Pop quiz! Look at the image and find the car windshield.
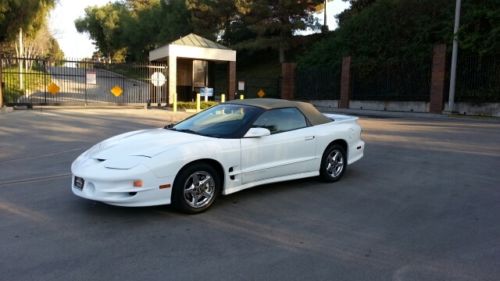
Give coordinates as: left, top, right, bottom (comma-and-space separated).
171, 104, 263, 138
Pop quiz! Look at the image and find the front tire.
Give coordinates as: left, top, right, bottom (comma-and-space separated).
172, 163, 220, 214
320, 144, 347, 182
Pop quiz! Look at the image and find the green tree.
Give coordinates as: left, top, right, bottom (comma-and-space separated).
0, 0, 57, 107
237, 0, 323, 63
121, 0, 192, 61
299, 0, 456, 69
300, 0, 500, 69
186, 0, 246, 44
185, 0, 323, 62
459, 0, 500, 55
76, 0, 192, 62
0, 0, 55, 43
75, 2, 129, 62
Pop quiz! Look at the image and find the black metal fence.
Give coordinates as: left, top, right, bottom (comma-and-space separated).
1, 57, 167, 105
455, 52, 500, 102
295, 67, 340, 100
351, 59, 432, 101
238, 76, 281, 99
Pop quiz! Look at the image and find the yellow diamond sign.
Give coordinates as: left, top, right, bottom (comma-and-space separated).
110, 85, 123, 97
257, 88, 266, 98
47, 82, 60, 95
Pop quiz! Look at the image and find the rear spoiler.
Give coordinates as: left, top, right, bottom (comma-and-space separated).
323, 113, 359, 122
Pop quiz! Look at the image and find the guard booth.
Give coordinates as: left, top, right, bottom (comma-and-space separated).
149, 33, 237, 104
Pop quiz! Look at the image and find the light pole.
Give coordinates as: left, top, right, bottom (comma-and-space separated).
448, 0, 462, 113
322, 0, 329, 33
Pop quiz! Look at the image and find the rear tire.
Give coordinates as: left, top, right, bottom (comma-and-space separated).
172, 163, 220, 214
320, 144, 347, 182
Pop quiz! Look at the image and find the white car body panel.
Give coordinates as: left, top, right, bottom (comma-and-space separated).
240, 126, 316, 184
71, 112, 364, 207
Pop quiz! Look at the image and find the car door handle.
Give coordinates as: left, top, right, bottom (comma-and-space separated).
304, 136, 315, 141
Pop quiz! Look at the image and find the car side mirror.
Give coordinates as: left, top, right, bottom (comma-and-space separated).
244, 127, 271, 138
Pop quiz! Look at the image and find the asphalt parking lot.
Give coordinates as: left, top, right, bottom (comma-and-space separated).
1, 108, 499, 281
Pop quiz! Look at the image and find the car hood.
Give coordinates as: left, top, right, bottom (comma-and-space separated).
89, 128, 209, 160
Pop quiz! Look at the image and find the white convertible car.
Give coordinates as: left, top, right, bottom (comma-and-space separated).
71, 99, 364, 213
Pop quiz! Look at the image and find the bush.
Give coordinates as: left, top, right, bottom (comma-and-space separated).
175, 101, 219, 110
2, 87, 23, 104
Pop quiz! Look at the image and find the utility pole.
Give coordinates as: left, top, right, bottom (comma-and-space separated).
448, 0, 461, 113
322, 0, 328, 33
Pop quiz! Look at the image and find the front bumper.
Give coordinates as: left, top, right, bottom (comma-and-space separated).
71, 161, 174, 207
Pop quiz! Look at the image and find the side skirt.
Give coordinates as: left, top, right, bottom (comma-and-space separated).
223, 171, 319, 195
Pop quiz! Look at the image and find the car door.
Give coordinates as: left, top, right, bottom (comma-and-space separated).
240, 107, 317, 184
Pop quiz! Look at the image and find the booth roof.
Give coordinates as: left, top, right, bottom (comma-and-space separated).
171, 33, 230, 50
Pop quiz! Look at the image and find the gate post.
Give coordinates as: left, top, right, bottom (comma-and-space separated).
83, 59, 87, 106
429, 44, 447, 113
339, 56, 352, 108
43, 60, 47, 104
281, 63, 296, 100
228, 61, 236, 100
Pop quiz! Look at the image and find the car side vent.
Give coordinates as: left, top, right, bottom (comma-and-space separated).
229, 167, 235, 180
97, 159, 106, 162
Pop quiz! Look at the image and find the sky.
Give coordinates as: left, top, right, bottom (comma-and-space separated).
48, 0, 113, 59
48, 0, 350, 59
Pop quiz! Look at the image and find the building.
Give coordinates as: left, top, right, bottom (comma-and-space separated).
149, 33, 237, 104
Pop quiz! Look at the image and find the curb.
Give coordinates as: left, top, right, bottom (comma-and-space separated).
32, 105, 148, 110
0, 106, 14, 114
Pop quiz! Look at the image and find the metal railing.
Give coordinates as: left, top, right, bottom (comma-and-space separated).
455, 52, 500, 102
351, 59, 432, 101
295, 67, 340, 100
1, 56, 167, 105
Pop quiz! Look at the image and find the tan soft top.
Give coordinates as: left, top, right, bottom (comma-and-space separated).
226, 98, 332, 126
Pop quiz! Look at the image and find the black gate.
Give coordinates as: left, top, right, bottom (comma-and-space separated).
1, 57, 168, 106
237, 76, 281, 99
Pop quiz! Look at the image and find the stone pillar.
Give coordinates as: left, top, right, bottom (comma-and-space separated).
281, 63, 296, 100
228, 61, 236, 100
168, 55, 177, 105
339, 56, 352, 108
429, 44, 447, 113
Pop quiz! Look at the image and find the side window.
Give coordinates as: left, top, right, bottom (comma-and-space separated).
252, 108, 307, 134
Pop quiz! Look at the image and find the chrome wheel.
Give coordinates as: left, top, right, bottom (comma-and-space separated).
183, 171, 216, 209
326, 149, 344, 178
